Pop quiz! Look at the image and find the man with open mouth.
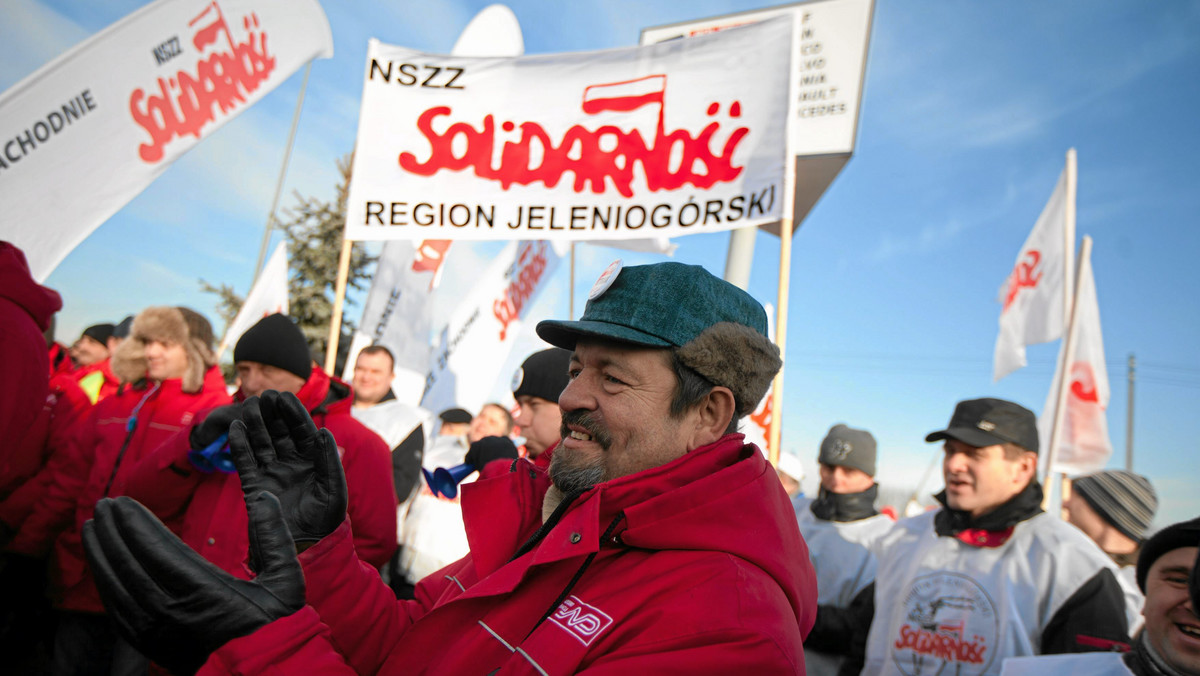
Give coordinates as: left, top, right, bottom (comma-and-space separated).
852, 397, 1136, 676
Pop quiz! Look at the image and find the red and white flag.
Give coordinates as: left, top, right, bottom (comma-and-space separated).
993, 159, 1074, 381
0, 0, 333, 281
218, 240, 289, 357
419, 240, 562, 415
1040, 247, 1112, 475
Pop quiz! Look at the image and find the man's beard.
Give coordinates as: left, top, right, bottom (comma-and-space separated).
549, 409, 612, 494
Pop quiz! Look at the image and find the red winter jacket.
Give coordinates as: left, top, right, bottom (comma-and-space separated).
206, 434, 817, 675
0, 372, 92, 546
48, 342, 74, 377
0, 242, 61, 494
42, 368, 231, 613
123, 366, 398, 574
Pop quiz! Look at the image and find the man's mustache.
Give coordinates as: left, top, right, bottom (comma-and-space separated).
560, 409, 614, 450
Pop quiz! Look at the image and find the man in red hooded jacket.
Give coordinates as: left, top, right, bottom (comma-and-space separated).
82, 261, 818, 675
0, 242, 61, 496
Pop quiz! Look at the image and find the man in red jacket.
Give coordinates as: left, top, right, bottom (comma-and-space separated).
123, 313, 397, 578
71, 322, 122, 404
83, 262, 818, 675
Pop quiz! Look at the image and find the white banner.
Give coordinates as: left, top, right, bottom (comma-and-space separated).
994, 163, 1072, 381
218, 240, 288, 356
420, 240, 560, 414
1041, 250, 1113, 475
342, 239, 447, 405
640, 0, 874, 158
344, 17, 793, 242
0, 0, 333, 281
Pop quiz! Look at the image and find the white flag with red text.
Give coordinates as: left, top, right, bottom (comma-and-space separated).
0, 0, 333, 281
420, 240, 562, 415
342, 239, 448, 405
344, 17, 793, 243
994, 166, 1071, 381
219, 240, 288, 356
1040, 250, 1112, 475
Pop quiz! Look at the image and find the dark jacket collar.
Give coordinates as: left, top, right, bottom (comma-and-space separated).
810, 485, 879, 522
1126, 632, 1188, 676
933, 481, 1044, 538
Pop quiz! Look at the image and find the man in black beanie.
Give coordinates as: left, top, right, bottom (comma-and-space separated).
72, 322, 119, 403
511, 347, 571, 467
123, 313, 399, 577
232, 313, 315, 396
796, 424, 893, 674
1001, 516, 1200, 676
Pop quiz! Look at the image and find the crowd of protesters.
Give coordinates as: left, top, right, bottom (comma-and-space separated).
2, 241, 1197, 675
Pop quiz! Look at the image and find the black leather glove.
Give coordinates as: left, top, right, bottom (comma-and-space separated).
464, 435, 519, 472
82, 493, 304, 676
189, 403, 242, 450
229, 391, 347, 545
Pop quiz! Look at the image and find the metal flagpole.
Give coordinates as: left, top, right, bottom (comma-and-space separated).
253, 61, 313, 287
1126, 353, 1135, 471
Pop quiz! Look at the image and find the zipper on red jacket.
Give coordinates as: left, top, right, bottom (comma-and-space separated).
102, 383, 160, 497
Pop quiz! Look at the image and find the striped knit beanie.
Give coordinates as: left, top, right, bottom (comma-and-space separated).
1074, 470, 1158, 542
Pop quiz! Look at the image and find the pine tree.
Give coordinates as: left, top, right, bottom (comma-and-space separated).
202, 154, 374, 372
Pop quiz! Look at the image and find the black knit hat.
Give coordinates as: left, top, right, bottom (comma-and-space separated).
82, 323, 115, 345
1136, 516, 1200, 592
233, 313, 313, 380
511, 348, 571, 403
818, 424, 877, 477
1073, 470, 1157, 542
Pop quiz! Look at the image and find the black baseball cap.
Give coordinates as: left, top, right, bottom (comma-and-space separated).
925, 397, 1039, 453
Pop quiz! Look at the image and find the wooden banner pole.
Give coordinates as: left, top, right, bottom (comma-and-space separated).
324, 238, 354, 376
768, 216, 794, 467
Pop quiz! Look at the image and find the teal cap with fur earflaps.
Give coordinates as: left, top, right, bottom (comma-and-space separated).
538, 262, 769, 349
536, 262, 780, 417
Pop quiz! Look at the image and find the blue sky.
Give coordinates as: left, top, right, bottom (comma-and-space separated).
3, 0, 1198, 527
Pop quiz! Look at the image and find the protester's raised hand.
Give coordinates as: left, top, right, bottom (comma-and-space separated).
82, 493, 304, 675
189, 402, 242, 450
230, 390, 347, 545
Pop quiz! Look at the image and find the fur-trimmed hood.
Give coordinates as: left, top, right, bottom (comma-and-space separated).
112, 306, 217, 393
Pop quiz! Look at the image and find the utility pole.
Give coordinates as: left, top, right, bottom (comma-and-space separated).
1126, 353, 1135, 471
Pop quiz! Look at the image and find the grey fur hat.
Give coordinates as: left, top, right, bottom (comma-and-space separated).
112, 306, 217, 393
